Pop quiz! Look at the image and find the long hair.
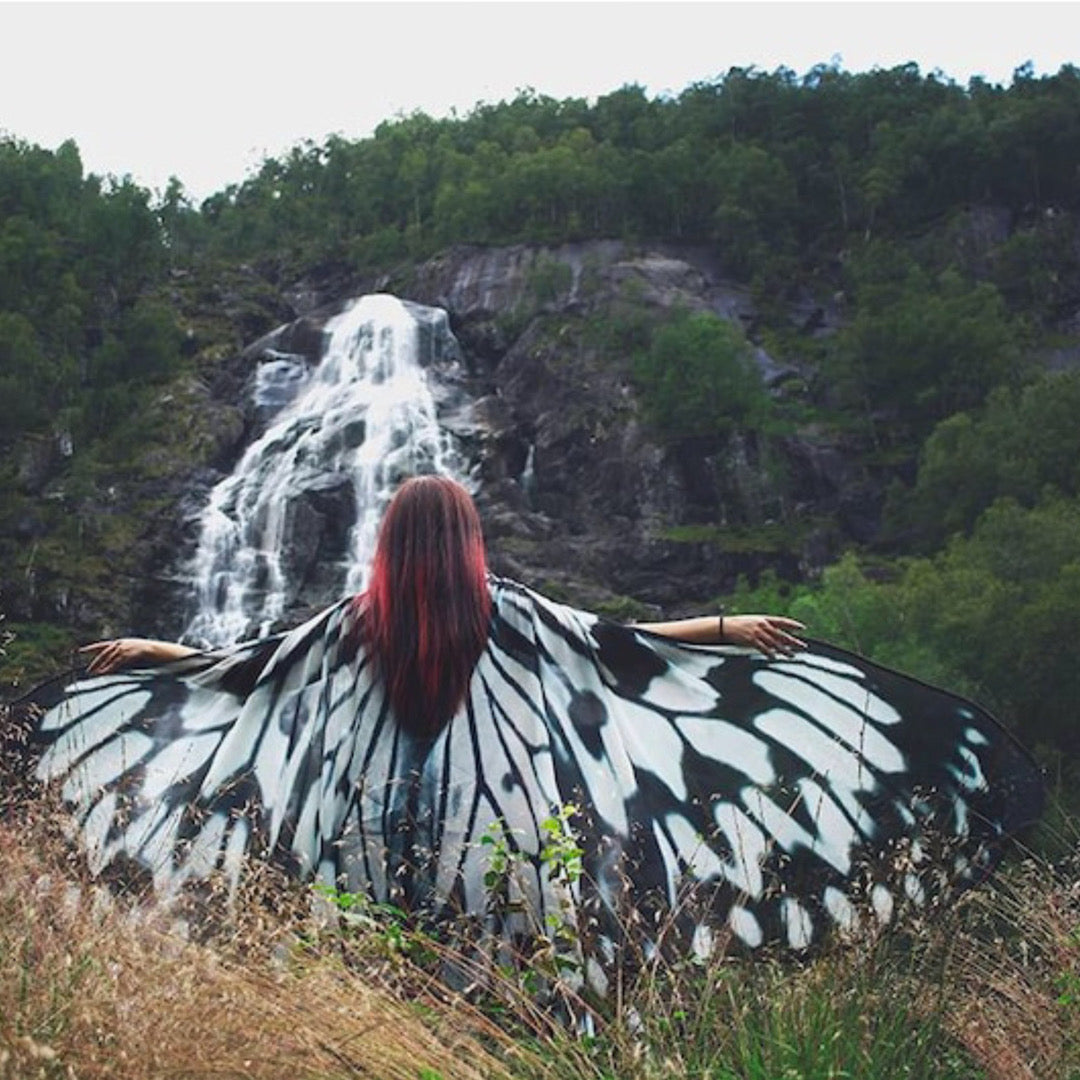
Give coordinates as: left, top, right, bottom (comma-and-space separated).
351, 476, 491, 737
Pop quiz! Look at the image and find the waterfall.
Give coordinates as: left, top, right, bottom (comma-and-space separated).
520, 442, 537, 509
182, 294, 464, 648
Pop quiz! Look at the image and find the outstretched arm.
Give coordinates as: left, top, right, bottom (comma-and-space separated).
635, 614, 806, 658
80, 638, 200, 675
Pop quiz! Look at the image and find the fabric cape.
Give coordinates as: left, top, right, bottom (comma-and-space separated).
18, 576, 1044, 961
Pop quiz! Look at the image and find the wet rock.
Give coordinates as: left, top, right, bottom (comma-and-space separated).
280, 475, 357, 592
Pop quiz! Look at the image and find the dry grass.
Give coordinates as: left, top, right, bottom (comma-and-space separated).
478, 842, 1080, 1080
943, 856, 1080, 1080
0, 805, 529, 1080
542, 857, 1080, 1080
3, 766, 1080, 1080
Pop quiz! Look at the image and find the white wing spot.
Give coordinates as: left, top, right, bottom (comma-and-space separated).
40, 684, 153, 732
713, 801, 767, 899
760, 665, 900, 726
949, 745, 988, 792
753, 673, 905, 772
675, 718, 775, 786
665, 814, 726, 882
691, 924, 715, 961
82, 791, 119, 875
871, 884, 894, 925
954, 797, 970, 838
729, 904, 763, 948
823, 885, 858, 933
904, 873, 926, 906
782, 897, 813, 949
775, 654, 864, 678
795, 778, 855, 875
57, 731, 155, 811
139, 733, 221, 801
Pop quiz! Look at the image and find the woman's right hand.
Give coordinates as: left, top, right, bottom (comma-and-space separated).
80, 638, 196, 675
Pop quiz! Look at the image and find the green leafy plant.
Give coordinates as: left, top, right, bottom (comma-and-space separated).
633, 310, 772, 443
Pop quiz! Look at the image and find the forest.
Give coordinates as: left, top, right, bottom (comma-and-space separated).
1, 60, 1079, 801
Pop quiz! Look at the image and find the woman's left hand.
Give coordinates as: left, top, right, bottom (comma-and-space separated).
722, 615, 806, 657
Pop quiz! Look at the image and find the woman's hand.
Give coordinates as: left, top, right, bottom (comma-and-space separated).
633, 613, 806, 656
80, 638, 197, 675
721, 615, 806, 658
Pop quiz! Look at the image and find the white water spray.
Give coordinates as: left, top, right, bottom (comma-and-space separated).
183, 294, 462, 647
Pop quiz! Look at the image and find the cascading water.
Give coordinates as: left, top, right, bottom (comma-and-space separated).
182, 294, 465, 648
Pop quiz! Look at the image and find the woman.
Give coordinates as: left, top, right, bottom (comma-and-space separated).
23, 476, 1043, 959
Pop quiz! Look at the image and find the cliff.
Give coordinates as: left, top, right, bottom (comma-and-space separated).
0, 241, 883, 679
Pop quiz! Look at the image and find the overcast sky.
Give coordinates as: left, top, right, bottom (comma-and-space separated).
2, 1, 1077, 203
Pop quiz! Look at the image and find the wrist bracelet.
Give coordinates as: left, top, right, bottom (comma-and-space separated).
718, 615, 724, 642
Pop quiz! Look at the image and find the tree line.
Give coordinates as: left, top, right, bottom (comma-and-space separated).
4, 62, 1079, 447
0, 137, 181, 444
187, 63, 1080, 302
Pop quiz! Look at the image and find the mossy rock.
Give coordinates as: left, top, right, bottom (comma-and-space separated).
592, 594, 655, 623
659, 522, 805, 555
0, 620, 76, 691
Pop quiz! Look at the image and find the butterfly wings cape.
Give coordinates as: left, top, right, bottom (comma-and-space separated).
21, 577, 1044, 954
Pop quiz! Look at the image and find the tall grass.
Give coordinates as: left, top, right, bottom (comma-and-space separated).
2, 785, 1078, 1079
0, 804, 526, 1080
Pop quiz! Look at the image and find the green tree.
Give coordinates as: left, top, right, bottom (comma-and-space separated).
887, 369, 1080, 547
87, 300, 181, 386
827, 255, 1022, 444
633, 311, 771, 442
733, 494, 1080, 759
157, 176, 205, 264
0, 311, 55, 433
81, 177, 163, 306
708, 142, 798, 278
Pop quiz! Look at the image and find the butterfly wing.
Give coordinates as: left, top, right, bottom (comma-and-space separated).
484, 579, 1044, 952
19, 578, 1044, 958
24, 600, 375, 895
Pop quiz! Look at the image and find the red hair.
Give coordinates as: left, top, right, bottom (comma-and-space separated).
352, 476, 491, 737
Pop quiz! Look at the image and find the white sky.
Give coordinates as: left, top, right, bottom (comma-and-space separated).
2, 1, 1077, 203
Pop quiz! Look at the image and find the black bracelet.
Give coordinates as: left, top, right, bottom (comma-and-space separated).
718, 615, 724, 642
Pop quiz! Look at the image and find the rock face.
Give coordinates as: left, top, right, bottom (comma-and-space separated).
162, 240, 871, 628
399, 242, 862, 616
278, 475, 357, 596
5, 240, 878, 655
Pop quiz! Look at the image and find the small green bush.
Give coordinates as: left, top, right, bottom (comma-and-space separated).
633, 310, 772, 443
